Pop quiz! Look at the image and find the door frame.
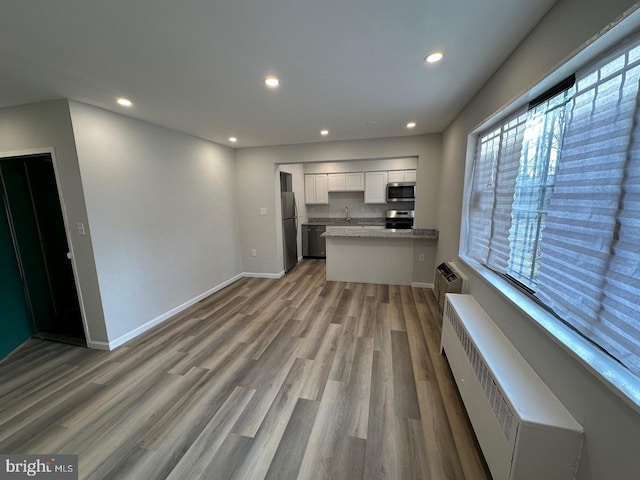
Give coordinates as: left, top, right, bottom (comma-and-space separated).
0, 147, 89, 343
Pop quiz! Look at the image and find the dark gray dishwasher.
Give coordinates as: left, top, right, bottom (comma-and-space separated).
302, 224, 326, 258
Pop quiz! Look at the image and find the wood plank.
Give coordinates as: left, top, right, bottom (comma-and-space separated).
296, 304, 336, 360
391, 330, 421, 420
388, 285, 406, 332
165, 386, 255, 480
331, 289, 353, 325
301, 322, 342, 401
265, 398, 320, 480
297, 380, 343, 479
327, 316, 358, 384
373, 303, 390, 353
0, 382, 105, 452
364, 351, 397, 480
344, 336, 374, 439
231, 357, 313, 480
201, 433, 253, 480
395, 418, 431, 480
71, 370, 211, 478
328, 435, 366, 480
356, 295, 376, 339
416, 379, 466, 479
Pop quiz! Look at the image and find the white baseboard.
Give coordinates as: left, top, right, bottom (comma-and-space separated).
412, 282, 434, 289
242, 271, 284, 279
106, 272, 244, 350
86, 339, 110, 350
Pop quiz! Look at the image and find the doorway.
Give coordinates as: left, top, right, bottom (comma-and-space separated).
0, 153, 85, 355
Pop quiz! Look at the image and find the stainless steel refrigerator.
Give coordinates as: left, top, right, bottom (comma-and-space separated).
281, 191, 298, 273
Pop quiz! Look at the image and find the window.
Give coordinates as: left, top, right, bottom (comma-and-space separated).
466, 37, 640, 376
508, 89, 572, 287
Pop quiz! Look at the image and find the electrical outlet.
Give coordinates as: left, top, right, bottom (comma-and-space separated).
251, 249, 257, 257
260, 208, 267, 215
419, 253, 425, 261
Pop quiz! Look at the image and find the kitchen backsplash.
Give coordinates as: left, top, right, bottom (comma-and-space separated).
305, 191, 414, 218
308, 217, 385, 226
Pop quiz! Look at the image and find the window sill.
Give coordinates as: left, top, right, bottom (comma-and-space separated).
458, 255, 640, 414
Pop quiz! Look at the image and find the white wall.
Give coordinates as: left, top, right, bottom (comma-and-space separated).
68, 101, 242, 346
235, 134, 441, 277
0, 100, 108, 346
438, 1, 640, 478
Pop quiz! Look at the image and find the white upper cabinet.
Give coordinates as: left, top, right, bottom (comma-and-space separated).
364, 171, 388, 204
345, 172, 365, 191
387, 170, 405, 183
307, 168, 412, 203
327, 173, 346, 192
328, 172, 365, 192
388, 169, 417, 183
304, 175, 315, 203
404, 169, 417, 182
305, 174, 329, 204
316, 175, 328, 203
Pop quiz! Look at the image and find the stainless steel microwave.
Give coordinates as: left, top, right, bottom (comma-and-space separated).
386, 182, 415, 202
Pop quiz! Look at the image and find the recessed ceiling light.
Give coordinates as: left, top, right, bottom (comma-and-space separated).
116, 97, 132, 107
229, 137, 237, 143
320, 129, 329, 136
425, 52, 444, 64
406, 122, 416, 129
264, 76, 280, 88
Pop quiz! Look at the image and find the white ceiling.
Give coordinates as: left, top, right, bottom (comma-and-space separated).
0, 0, 558, 148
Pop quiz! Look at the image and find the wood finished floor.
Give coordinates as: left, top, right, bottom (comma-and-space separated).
0, 260, 490, 480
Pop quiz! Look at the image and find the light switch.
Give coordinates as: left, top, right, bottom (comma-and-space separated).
76, 222, 86, 236
260, 208, 268, 215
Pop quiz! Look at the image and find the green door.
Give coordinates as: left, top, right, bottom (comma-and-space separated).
0, 176, 33, 358
1, 159, 57, 334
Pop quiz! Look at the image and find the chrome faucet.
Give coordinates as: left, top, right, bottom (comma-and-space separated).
345, 206, 351, 222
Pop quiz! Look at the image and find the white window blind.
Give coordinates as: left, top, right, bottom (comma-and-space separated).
536, 46, 640, 374
468, 113, 527, 272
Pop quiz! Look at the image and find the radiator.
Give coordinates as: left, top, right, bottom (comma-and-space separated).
433, 262, 464, 314
440, 294, 583, 480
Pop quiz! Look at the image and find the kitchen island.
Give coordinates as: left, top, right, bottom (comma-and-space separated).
322, 226, 438, 286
